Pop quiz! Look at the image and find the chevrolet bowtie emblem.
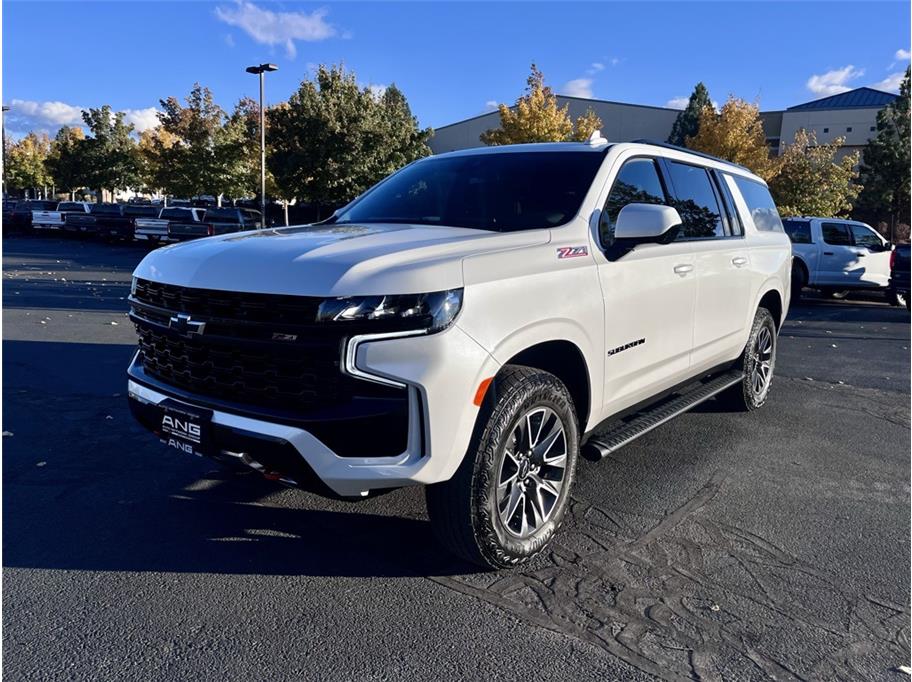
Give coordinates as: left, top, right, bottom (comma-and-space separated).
169, 313, 206, 336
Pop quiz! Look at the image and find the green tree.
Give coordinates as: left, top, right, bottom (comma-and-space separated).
481, 64, 603, 145
768, 130, 860, 217
80, 105, 141, 196
855, 67, 911, 241
4, 132, 52, 196
268, 64, 431, 212
687, 97, 779, 180
46, 126, 87, 198
667, 82, 712, 146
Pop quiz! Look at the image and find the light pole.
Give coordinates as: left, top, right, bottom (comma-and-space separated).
2, 105, 9, 199
246, 63, 278, 226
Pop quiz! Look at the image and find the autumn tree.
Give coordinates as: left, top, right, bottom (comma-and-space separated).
80, 105, 141, 197
4, 132, 52, 196
686, 96, 778, 180
481, 64, 603, 145
855, 67, 911, 241
668, 82, 712, 146
46, 126, 87, 198
268, 65, 432, 212
768, 130, 860, 217
136, 126, 178, 194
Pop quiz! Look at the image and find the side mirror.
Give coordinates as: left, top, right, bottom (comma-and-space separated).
613, 203, 682, 241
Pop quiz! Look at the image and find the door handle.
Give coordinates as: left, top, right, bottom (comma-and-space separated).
823, 251, 834, 256
673, 264, 694, 276
731, 256, 748, 267
855, 251, 866, 257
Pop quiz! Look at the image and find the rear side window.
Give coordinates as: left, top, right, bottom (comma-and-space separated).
160, 208, 195, 220
666, 161, 724, 239
124, 205, 158, 217
601, 158, 667, 246
822, 222, 852, 245
57, 202, 84, 212
783, 219, 812, 244
91, 204, 123, 216
731, 176, 783, 232
205, 208, 240, 222
850, 224, 882, 249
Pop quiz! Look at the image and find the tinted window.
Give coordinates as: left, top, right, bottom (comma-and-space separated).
160, 208, 197, 221
822, 222, 852, 245
783, 219, 812, 244
205, 208, 241, 222
731, 175, 783, 232
601, 158, 666, 246
850, 224, 882, 249
667, 162, 724, 239
124, 205, 158, 217
335, 151, 605, 232
57, 202, 84, 212
91, 204, 123, 215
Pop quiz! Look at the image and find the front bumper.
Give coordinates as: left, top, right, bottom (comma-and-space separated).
128, 324, 499, 497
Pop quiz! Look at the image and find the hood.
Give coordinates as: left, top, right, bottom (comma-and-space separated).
133, 223, 548, 296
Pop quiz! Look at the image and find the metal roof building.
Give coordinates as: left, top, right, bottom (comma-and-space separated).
429, 87, 898, 161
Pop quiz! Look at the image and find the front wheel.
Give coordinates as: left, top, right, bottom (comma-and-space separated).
886, 289, 908, 308
717, 307, 777, 412
426, 365, 579, 569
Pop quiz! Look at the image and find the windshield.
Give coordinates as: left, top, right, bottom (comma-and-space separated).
334, 151, 605, 231
204, 208, 240, 222
58, 202, 84, 211
124, 205, 158, 217
91, 204, 122, 215
160, 208, 196, 221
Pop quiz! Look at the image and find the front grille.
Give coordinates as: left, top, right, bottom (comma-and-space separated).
131, 279, 402, 413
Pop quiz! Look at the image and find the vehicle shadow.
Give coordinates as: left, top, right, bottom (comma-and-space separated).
2, 338, 481, 578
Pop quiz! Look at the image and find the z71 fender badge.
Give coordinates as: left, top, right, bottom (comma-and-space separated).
557, 245, 588, 259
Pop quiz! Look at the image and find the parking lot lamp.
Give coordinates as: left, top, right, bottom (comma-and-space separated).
246, 63, 278, 226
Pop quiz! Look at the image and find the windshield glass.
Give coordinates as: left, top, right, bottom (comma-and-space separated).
161, 208, 196, 220
91, 204, 122, 215
124, 205, 158, 217
58, 202, 84, 212
335, 151, 605, 231
204, 208, 240, 222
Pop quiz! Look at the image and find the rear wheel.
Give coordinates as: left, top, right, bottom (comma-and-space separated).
717, 307, 777, 412
426, 365, 579, 569
790, 260, 807, 301
886, 289, 908, 308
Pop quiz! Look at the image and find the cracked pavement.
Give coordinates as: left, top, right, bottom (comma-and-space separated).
3, 236, 910, 681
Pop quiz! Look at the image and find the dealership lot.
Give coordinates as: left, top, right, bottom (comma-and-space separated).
3, 236, 910, 681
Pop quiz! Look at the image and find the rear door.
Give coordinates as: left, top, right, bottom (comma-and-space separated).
664, 161, 754, 369
594, 155, 697, 411
849, 223, 891, 287
818, 222, 857, 285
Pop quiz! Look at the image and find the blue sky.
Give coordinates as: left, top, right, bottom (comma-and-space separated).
3, 1, 910, 138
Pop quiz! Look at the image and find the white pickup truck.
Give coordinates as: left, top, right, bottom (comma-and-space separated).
784, 217, 902, 305
134, 207, 205, 243
32, 201, 90, 230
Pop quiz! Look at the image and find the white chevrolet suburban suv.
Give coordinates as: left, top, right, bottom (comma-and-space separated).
127, 138, 791, 568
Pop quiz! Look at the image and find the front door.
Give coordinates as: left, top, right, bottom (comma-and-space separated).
818, 222, 858, 285
593, 156, 697, 415
849, 223, 891, 288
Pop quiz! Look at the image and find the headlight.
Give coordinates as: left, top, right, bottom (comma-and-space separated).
130, 276, 138, 296
316, 289, 463, 333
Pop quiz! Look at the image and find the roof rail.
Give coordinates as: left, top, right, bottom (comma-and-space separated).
630, 139, 751, 172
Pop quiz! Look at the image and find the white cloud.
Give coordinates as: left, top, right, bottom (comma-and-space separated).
610, 57, 622, 67
895, 48, 911, 60
562, 78, 593, 98
214, 1, 337, 59
589, 62, 604, 73
484, 100, 499, 111
367, 84, 387, 100
806, 65, 864, 96
123, 107, 161, 132
665, 96, 689, 110
224, 33, 235, 48
8, 99, 85, 127
871, 71, 905, 93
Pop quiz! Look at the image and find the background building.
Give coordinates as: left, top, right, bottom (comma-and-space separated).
429, 87, 897, 161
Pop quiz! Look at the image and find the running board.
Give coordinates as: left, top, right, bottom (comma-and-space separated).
585, 370, 743, 459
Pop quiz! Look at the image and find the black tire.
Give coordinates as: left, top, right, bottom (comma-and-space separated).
791, 260, 807, 301
425, 365, 579, 569
717, 307, 777, 412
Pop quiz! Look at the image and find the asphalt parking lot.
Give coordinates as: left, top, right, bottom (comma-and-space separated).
3, 235, 910, 681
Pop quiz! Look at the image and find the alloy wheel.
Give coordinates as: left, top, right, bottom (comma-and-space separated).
751, 325, 775, 398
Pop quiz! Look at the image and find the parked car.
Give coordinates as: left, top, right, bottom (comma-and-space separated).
10, 200, 57, 231
166, 208, 210, 241
63, 206, 98, 234
888, 244, 910, 310
784, 217, 900, 304
126, 138, 791, 568
202, 207, 263, 236
2, 200, 19, 231
135, 207, 205, 243
32, 201, 91, 230
123, 204, 160, 237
